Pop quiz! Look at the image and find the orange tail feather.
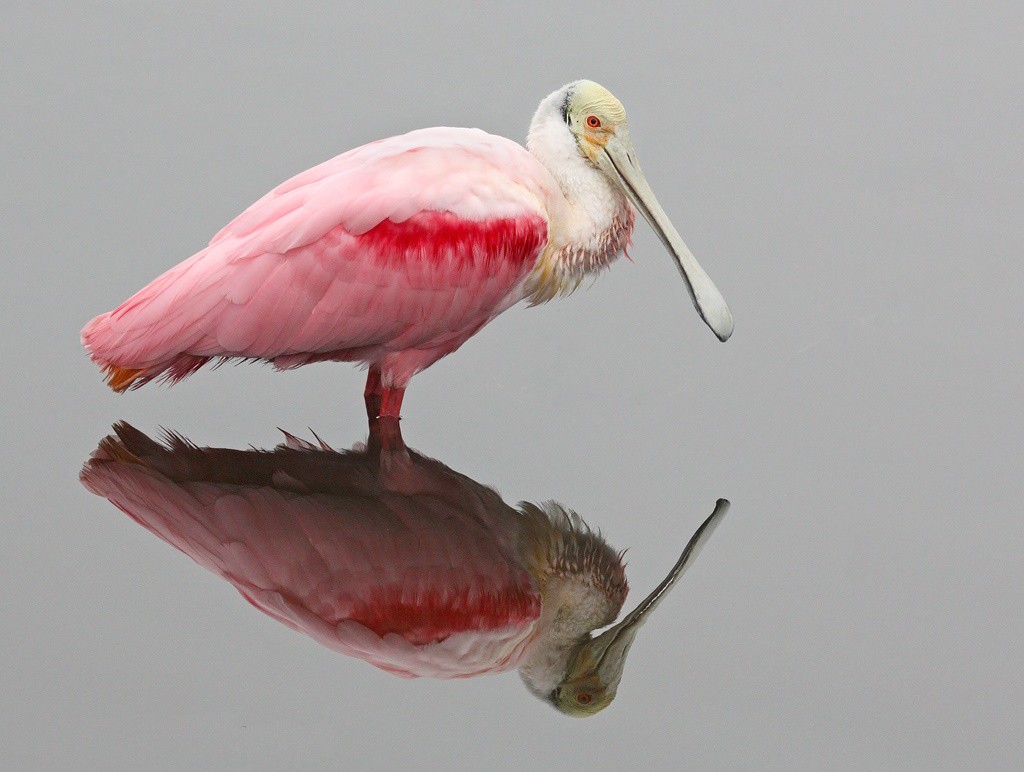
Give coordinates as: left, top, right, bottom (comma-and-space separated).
103, 364, 145, 392
95, 435, 143, 466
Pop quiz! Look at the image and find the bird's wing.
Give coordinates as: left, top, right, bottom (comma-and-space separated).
82, 128, 560, 379
81, 442, 542, 678
209, 127, 554, 254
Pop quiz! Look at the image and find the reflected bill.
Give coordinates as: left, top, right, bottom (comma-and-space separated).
81, 418, 728, 716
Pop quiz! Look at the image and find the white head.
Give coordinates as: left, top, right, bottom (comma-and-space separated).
520, 499, 731, 717
529, 80, 734, 342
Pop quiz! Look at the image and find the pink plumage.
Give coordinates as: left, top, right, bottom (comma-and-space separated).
80, 422, 548, 678
79, 419, 727, 712
82, 80, 737, 415
81, 128, 557, 415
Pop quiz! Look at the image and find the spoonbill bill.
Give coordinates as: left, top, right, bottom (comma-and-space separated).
81, 80, 734, 417
81, 419, 729, 716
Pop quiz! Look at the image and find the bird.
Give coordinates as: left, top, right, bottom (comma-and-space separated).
81, 80, 734, 418
80, 418, 730, 716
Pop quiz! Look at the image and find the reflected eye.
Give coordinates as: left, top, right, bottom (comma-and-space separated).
576, 692, 592, 705
586, 116, 601, 128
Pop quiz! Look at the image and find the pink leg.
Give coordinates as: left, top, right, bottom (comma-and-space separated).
366, 369, 404, 452
364, 366, 383, 420
379, 387, 405, 419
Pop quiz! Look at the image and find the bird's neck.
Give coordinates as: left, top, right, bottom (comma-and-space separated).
515, 503, 628, 697
517, 576, 619, 699
524, 115, 635, 304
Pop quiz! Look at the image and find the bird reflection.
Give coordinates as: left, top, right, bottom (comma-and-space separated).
81, 418, 728, 716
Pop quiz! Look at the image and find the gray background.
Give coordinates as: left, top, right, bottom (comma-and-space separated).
3, 2, 1022, 769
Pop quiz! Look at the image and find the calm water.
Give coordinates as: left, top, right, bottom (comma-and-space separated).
5, 3, 1022, 769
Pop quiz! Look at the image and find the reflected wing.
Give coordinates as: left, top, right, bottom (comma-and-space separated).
81, 435, 542, 678
80, 128, 556, 388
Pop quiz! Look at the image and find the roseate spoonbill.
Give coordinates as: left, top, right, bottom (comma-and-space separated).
81, 80, 734, 417
81, 419, 730, 716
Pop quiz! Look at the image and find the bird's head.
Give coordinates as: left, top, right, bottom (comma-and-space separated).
557, 80, 630, 167
546, 499, 730, 717
530, 80, 734, 342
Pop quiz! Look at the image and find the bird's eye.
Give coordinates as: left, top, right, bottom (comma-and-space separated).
586, 116, 601, 128
576, 692, 592, 705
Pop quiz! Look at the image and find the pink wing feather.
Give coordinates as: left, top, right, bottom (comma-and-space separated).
81, 128, 556, 390
80, 425, 542, 678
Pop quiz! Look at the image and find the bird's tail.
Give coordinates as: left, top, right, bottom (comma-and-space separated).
81, 312, 142, 391
81, 310, 210, 392
79, 244, 222, 392
102, 365, 145, 392
93, 421, 164, 467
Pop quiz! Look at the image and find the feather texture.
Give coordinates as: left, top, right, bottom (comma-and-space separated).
81, 128, 557, 391
81, 423, 544, 678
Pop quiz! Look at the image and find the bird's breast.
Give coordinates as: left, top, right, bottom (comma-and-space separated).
523, 204, 635, 304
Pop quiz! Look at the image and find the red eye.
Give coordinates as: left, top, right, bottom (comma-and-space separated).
576, 693, 592, 704
586, 116, 601, 128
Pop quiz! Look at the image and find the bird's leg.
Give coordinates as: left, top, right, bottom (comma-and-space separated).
364, 366, 383, 420
379, 387, 405, 419
365, 366, 404, 420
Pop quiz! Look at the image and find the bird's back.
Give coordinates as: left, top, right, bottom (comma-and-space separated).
81, 128, 561, 391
